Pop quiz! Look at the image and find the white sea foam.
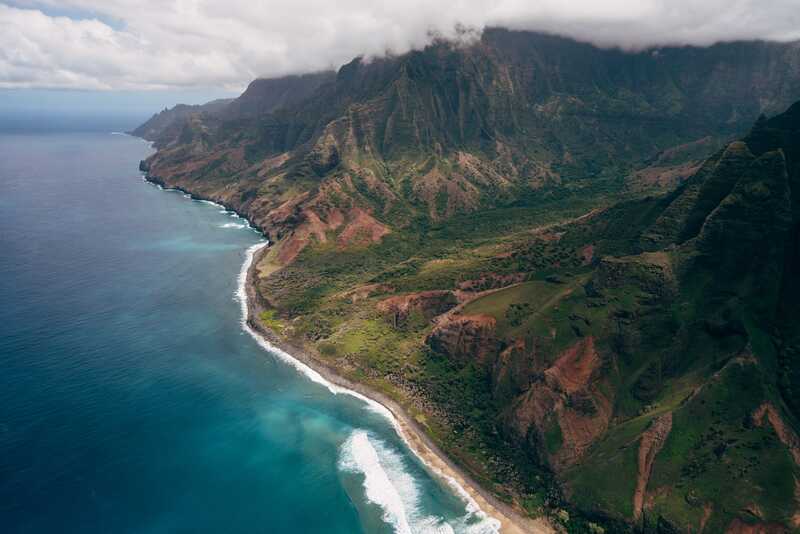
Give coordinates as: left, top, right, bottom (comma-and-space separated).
339, 430, 494, 534
340, 431, 415, 534
143, 178, 164, 190
235, 243, 501, 534
195, 199, 222, 207
220, 222, 246, 229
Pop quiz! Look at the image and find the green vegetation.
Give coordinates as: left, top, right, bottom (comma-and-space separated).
259, 309, 285, 335
139, 26, 800, 531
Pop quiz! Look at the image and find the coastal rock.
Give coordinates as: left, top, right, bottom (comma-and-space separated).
426, 314, 498, 365
377, 290, 458, 327
506, 337, 612, 470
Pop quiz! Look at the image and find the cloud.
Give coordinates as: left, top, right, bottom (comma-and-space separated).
2, 0, 799, 91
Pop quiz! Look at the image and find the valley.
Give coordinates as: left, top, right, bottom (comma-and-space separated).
136, 29, 800, 532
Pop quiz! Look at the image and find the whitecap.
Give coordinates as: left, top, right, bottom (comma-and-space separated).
220, 222, 246, 229
340, 431, 415, 534
195, 199, 222, 208
234, 243, 501, 534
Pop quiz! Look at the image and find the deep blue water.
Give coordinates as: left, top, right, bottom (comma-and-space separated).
0, 131, 497, 533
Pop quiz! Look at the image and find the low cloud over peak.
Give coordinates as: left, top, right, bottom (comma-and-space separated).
2, 0, 800, 91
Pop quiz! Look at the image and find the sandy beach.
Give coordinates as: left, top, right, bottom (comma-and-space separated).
241, 242, 554, 534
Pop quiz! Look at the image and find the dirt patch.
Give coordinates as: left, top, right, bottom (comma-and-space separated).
339, 283, 394, 303
634, 412, 673, 519
752, 403, 800, 465
377, 290, 458, 327
508, 337, 613, 470
337, 207, 390, 247
412, 166, 481, 220
699, 504, 714, 532
545, 337, 601, 395
257, 152, 290, 177
579, 244, 595, 265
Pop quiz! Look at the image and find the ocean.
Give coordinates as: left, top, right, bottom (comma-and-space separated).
0, 127, 498, 533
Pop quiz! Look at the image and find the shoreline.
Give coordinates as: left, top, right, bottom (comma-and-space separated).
141, 170, 553, 534
241, 245, 553, 534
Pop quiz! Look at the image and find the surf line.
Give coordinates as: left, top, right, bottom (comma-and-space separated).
236, 242, 501, 532
140, 177, 503, 532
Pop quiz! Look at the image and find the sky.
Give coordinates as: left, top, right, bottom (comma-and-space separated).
2, 0, 800, 115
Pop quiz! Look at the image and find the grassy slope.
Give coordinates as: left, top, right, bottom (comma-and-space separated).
254, 111, 800, 531
138, 36, 800, 533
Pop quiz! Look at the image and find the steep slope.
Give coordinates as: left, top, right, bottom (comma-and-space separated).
141, 30, 800, 261
224, 71, 336, 118
135, 30, 800, 532
129, 98, 232, 147
536, 102, 800, 532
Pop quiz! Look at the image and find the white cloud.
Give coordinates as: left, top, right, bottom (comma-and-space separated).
1, 0, 799, 91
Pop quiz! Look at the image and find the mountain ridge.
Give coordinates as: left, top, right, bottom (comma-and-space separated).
136, 29, 800, 532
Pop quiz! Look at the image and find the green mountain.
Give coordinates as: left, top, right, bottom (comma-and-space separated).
537, 100, 800, 532
130, 98, 233, 148
137, 28, 800, 532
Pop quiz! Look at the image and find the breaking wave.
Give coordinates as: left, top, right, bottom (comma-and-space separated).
235, 243, 501, 534
338, 430, 502, 534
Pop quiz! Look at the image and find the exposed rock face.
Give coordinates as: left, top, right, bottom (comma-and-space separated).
426, 314, 498, 365
141, 31, 800, 260
377, 290, 458, 327
634, 413, 673, 519
132, 29, 800, 529
337, 207, 391, 246
491, 338, 540, 405
752, 403, 800, 466
507, 337, 612, 470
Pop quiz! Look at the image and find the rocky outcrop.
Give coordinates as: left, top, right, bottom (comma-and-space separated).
132, 32, 800, 530
634, 413, 673, 519
377, 290, 458, 327
427, 314, 499, 365
752, 403, 800, 466
492, 338, 541, 405
507, 337, 612, 470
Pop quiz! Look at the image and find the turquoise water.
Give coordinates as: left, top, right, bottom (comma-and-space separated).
0, 131, 497, 533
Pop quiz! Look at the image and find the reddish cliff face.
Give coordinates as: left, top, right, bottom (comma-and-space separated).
505, 337, 613, 470
426, 314, 499, 365
134, 31, 800, 529
377, 291, 458, 327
